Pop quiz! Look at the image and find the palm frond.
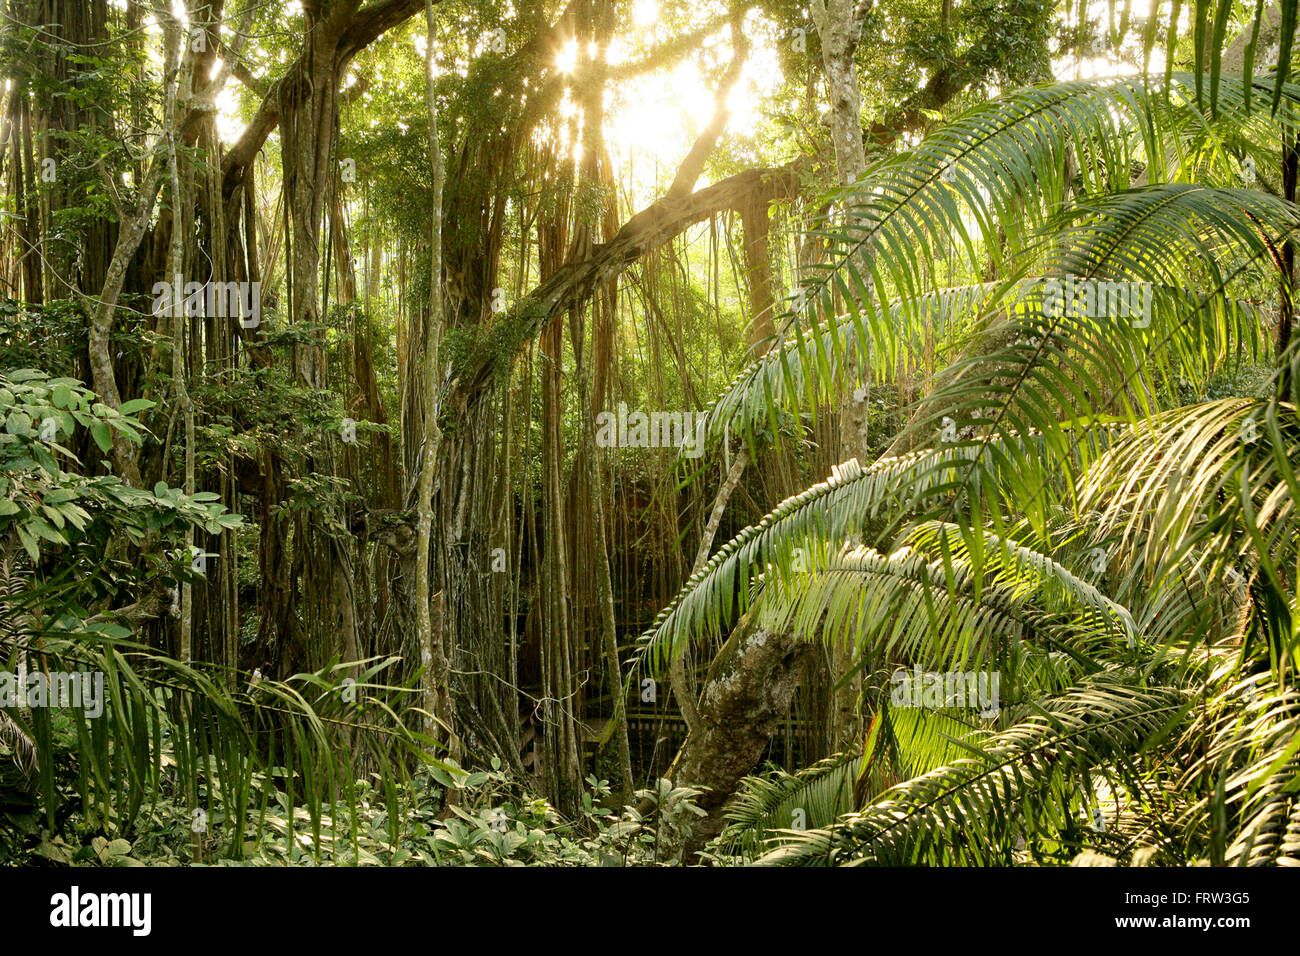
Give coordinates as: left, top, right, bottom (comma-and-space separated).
719, 752, 861, 857
632, 446, 1003, 672
757, 676, 1186, 866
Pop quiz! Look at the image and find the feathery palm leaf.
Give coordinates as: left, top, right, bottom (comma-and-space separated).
756, 676, 1186, 866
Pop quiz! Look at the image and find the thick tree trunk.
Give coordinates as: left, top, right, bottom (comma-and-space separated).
811, 0, 870, 190
669, 616, 815, 852
270, 2, 368, 676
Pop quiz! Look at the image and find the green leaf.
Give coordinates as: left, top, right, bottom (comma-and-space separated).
89, 420, 111, 453
17, 526, 39, 562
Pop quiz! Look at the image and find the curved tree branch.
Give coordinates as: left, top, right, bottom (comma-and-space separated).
452, 162, 805, 407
